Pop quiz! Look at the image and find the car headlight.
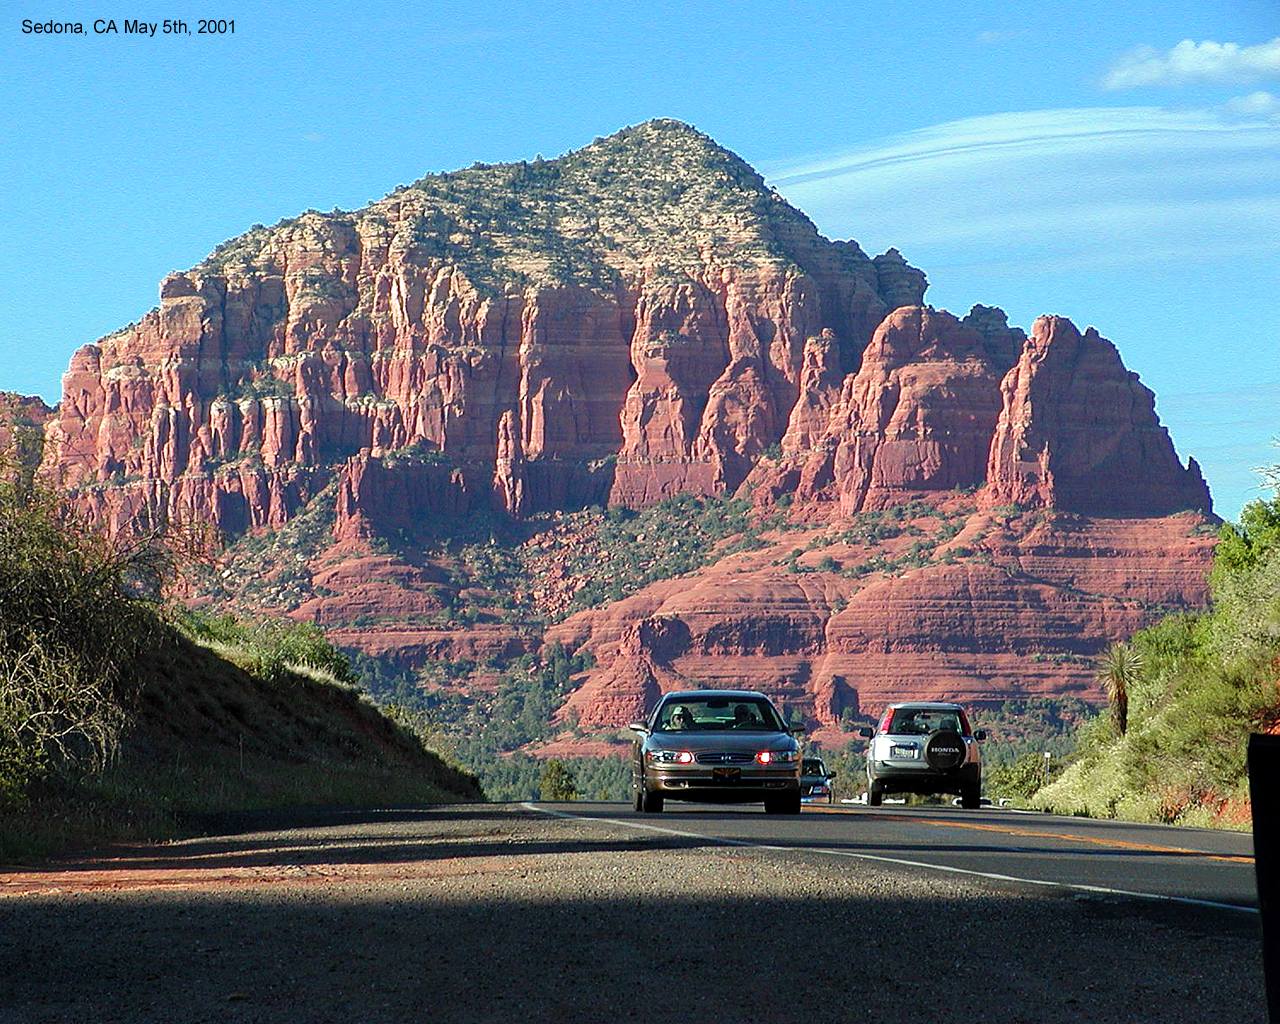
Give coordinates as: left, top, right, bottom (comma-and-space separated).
755, 749, 798, 765
647, 749, 694, 765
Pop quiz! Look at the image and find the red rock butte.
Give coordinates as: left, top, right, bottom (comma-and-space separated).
20, 119, 1217, 739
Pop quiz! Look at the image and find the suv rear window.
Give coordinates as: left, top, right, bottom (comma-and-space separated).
885, 708, 965, 735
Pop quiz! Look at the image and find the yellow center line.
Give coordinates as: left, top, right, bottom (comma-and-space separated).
805, 806, 1254, 864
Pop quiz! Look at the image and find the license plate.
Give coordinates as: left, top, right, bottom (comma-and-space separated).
891, 745, 918, 759
712, 767, 741, 781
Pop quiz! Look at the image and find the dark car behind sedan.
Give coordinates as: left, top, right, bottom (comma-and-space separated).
800, 757, 835, 804
630, 690, 804, 814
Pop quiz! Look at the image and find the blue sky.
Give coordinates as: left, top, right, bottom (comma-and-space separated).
2, 0, 1276, 517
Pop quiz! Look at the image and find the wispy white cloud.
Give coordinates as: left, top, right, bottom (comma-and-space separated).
764, 106, 1280, 272
1226, 90, 1280, 118
770, 107, 1274, 186
764, 107, 1278, 519
1103, 37, 1280, 90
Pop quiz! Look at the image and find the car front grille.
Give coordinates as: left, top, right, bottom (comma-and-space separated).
694, 751, 754, 765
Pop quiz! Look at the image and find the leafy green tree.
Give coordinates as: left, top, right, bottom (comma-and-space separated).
539, 759, 577, 801
1211, 495, 1280, 587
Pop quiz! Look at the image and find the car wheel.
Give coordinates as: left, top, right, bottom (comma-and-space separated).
960, 783, 981, 810
641, 789, 664, 813
867, 781, 883, 807
632, 784, 644, 812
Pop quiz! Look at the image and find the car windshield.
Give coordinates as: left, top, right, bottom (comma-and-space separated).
655, 697, 784, 732
802, 759, 826, 775
886, 708, 964, 735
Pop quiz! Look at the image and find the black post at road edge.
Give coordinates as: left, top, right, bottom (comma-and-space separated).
1250, 733, 1280, 1021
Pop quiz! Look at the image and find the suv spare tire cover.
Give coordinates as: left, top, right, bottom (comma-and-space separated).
925, 731, 966, 770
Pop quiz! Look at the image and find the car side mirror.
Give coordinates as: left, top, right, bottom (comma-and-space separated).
827, 772, 837, 781
628, 722, 650, 736
790, 725, 807, 738
857, 726, 874, 739
973, 729, 987, 741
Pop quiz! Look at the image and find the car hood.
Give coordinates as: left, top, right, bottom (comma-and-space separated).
645, 731, 794, 752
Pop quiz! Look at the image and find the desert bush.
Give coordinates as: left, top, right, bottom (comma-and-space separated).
176, 610, 355, 685
0, 471, 163, 805
985, 752, 1053, 801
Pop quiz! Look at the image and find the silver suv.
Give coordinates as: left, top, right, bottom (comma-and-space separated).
860, 702, 986, 808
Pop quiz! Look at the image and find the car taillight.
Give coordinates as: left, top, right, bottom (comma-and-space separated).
676, 750, 693, 764
878, 709, 894, 733
756, 751, 773, 764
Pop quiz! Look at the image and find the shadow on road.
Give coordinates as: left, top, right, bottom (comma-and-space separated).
0, 865, 1264, 1024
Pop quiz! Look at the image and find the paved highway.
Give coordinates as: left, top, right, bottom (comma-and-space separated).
529, 800, 1260, 913
1, 803, 1266, 1022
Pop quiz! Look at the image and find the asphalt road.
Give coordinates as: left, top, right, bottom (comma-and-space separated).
529, 800, 1261, 913
0, 802, 1267, 1023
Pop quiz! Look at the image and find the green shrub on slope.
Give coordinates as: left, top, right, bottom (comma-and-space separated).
0, 472, 162, 804
1035, 476, 1280, 828
0, 473, 479, 859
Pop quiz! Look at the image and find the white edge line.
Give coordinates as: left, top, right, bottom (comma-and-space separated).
520, 803, 1259, 916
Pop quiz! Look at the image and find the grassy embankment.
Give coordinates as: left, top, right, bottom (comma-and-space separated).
1033, 474, 1280, 828
0, 464, 479, 862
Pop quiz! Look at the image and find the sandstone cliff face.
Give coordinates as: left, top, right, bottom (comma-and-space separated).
40, 121, 922, 535
984, 316, 1211, 517
551, 506, 1216, 732
791, 306, 1007, 514
0, 393, 53, 479
27, 120, 1218, 741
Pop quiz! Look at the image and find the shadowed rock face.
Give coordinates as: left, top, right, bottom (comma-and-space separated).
790, 306, 1008, 514
24, 120, 1218, 734
0, 392, 53, 480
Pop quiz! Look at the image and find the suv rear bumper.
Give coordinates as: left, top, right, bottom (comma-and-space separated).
869, 762, 979, 795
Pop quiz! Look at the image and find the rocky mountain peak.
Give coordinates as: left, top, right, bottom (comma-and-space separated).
984, 315, 1212, 516
22, 124, 1221, 745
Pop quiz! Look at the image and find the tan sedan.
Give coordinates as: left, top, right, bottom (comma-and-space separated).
629, 690, 805, 814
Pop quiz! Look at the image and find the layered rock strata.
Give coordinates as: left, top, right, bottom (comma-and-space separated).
25, 120, 1218, 735
40, 121, 924, 534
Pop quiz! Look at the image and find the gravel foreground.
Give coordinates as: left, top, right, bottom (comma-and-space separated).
0, 804, 1266, 1024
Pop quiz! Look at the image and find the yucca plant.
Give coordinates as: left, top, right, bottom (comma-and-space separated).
1097, 642, 1144, 736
